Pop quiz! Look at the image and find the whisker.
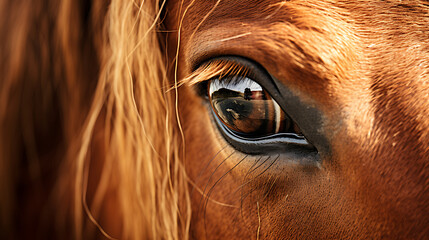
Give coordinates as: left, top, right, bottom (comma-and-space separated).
239, 155, 280, 213
197, 151, 234, 218
203, 154, 248, 236
187, 179, 237, 208
240, 156, 269, 215
245, 155, 272, 179
240, 156, 262, 217
253, 154, 279, 181
238, 156, 272, 197
243, 156, 263, 182
190, 145, 227, 197
261, 175, 280, 203
239, 156, 271, 217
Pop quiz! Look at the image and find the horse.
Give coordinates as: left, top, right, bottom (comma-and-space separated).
1, 0, 428, 239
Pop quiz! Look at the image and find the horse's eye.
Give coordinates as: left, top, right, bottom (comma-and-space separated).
209, 76, 303, 138
196, 56, 317, 155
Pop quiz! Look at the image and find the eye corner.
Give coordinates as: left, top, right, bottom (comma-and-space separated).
193, 80, 209, 98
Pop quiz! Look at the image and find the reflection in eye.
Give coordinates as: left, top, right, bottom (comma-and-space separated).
209, 76, 303, 138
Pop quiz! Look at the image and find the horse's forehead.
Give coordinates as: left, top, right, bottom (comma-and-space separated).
171, 1, 346, 101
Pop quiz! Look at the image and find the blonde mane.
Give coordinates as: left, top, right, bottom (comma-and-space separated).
0, 0, 190, 239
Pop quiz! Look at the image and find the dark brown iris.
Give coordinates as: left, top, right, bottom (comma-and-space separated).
209, 76, 301, 138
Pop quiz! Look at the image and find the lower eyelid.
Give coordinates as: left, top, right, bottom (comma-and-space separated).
210, 108, 317, 155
